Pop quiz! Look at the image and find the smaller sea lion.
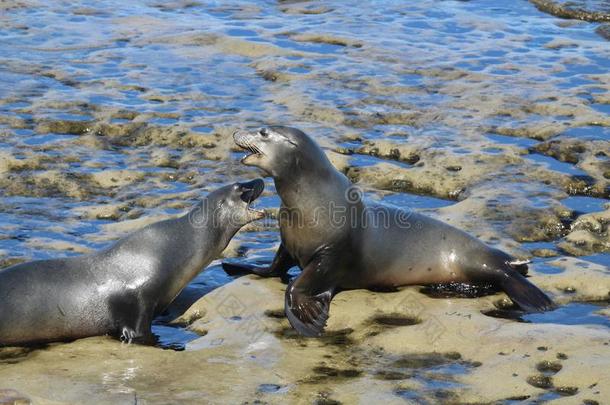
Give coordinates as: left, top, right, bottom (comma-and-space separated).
0, 179, 265, 346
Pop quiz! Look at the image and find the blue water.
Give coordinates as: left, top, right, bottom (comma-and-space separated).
485, 133, 538, 149
380, 192, 454, 210
561, 125, 610, 141
524, 303, 610, 328
152, 324, 200, 351
580, 253, 610, 269
526, 153, 589, 177
349, 154, 414, 169
561, 196, 608, 214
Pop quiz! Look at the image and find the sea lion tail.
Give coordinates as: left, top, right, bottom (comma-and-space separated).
499, 268, 556, 313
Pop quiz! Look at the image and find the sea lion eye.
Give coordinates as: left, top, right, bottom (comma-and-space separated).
259, 128, 269, 138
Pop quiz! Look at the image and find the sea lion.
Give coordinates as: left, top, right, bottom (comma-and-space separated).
0, 179, 265, 346
224, 126, 555, 337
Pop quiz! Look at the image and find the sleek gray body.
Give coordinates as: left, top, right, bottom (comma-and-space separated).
0, 179, 264, 346
226, 126, 555, 336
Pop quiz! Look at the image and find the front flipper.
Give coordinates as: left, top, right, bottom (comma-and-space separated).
222, 244, 296, 278
284, 248, 338, 337
110, 293, 155, 345
120, 319, 156, 345
120, 327, 153, 345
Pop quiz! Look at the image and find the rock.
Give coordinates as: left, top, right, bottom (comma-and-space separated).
532, 256, 610, 303
90, 170, 144, 189
531, 248, 559, 258
1, 269, 606, 403
559, 208, 610, 255
0, 389, 31, 405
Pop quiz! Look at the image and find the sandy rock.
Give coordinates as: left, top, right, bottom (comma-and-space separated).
0, 152, 18, 175
559, 208, 610, 255
290, 33, 363, 48
73, 203, 126, 221
325, 150, 350, 173
355, 139, 423, 164
531, 257, 610, 303
90, 170, 144, 189
0, 389, 31, 405
0, 151, 41, 175
0, 170, 92, 199
24, 238, 91, 255
173, 274, 609, 404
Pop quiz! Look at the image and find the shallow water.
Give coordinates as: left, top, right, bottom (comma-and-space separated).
524, 302, 610, 327
0, 0, 609, 401
561, 195, 608, 214
526, 152, 589, 176
486, 301, 610, 328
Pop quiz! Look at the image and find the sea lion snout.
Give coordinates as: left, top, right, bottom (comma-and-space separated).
232, 128, 249, 144
238, 178, 264, 203
233, 129, 260, 151
233, 129, 265, 166
231, 178, 265, 221
233, 126, 319, 178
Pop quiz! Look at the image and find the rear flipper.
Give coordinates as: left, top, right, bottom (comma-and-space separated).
222, 262, 274, 277
499, 268, 556, 313
222, 244, 296, 279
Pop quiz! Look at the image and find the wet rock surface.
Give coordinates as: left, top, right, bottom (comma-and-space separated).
530, 0, 610, 22
2, 275, 608, 404
559, 206, 610, 255
0, 0, 608, 403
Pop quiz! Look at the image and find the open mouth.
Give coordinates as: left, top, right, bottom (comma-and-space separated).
243, 142, 262, 157
239, 178, 265, 219
234, 130, 263, 163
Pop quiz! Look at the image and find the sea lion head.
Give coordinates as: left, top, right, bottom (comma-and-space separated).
204, 178, 265, 226
233, 126, 326, 177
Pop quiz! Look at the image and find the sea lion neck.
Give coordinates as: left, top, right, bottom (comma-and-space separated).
273, 163, 339, 206
186, 198, 243, 249
272, 143, 336, 192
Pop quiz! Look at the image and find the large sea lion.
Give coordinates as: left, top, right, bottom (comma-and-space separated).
0, 179, 265, 346
224, 126, 555, 337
